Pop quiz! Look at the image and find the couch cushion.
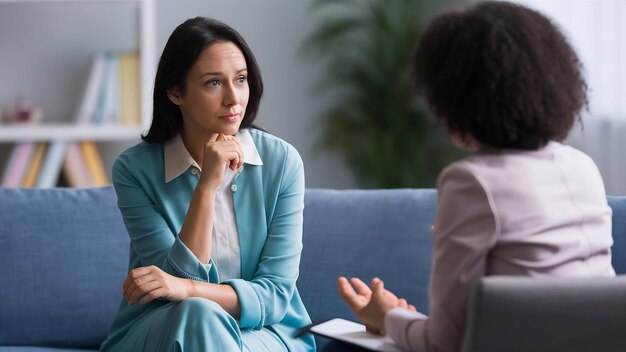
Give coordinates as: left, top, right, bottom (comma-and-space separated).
299, 189, 437, 323
609, 196, 626, 274
0, 187, 128, 349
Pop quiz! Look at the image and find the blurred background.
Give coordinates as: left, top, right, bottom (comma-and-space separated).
0, 0, 624, 195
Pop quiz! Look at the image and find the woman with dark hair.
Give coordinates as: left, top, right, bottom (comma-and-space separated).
100, 17, 315, 351
337, 2, 614, 352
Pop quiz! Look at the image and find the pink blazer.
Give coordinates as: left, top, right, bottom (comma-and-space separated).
385, 141, 615, 352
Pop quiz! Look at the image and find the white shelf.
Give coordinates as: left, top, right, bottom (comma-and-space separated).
0, 124, 144, 142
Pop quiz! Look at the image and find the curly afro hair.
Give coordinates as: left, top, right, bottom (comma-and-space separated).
413, 1, 587, 150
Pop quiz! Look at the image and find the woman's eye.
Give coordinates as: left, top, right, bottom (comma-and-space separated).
236, 76, 247, 84
206, 80, 220, 87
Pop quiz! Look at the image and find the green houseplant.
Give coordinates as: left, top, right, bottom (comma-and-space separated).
302, 0, 462, 188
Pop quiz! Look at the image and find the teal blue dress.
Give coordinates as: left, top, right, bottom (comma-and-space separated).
100, 129, 315, 351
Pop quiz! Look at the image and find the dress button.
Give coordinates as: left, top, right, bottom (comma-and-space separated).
191, 168, 198, 175
231, 184, 238, 192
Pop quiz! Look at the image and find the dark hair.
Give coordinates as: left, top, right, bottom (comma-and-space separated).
143, 17, 264, 143
412, 1, 587, 149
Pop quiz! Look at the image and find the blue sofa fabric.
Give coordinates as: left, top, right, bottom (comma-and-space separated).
0, 187, 624, 351
609, 196, 626, 273
299, 189, 436, 319
0, 188, 129, 351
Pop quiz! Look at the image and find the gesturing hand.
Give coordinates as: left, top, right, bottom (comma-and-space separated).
123, 265, 191, 305
338, 277, 416, 335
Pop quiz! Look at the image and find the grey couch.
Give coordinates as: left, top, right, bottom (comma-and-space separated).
0, 187, 625, 351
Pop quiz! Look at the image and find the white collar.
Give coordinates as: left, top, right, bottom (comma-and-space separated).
164, 129, 263, 183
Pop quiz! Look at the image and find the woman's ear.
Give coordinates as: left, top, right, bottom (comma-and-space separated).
167, 88, 183, 106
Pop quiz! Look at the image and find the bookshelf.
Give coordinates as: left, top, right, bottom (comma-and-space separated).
0, 0, 156, 186
0, 0, 156, 140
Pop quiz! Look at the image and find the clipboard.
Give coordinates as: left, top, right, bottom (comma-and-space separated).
297, 318, 403, 352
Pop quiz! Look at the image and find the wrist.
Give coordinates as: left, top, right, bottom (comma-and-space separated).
186, 278, 197, 298
196, 172, 220, 191
195, 177, 219, 194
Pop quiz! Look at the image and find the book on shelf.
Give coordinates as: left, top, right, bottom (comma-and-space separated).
60, 142, 111, 188
74, 50, 139, 126
1, 141, 110, 189
21, 142, 47, 188
101, 52, 121, 125
35, 140, 67, 188
75, 53, 107, 125
1, 142, 36, 188
80, 141, 109, 186
62, 142, 93, 188
118, 51, 140, 126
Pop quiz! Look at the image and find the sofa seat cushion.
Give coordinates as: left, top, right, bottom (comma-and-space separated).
609, 196, 626, 274
299, 189, 437, 321
0, 187, 129, 349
